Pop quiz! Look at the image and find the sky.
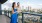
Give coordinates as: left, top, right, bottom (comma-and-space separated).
1, 0, 42, 10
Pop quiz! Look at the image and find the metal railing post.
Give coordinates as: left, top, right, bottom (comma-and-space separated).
0, 3, 2, 15
22, 13, 24, 23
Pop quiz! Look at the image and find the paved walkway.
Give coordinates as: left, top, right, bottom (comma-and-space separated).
0, 15, 10, 23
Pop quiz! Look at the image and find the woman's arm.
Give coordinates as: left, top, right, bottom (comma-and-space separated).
12, 8, 14, 14
17, 7, 22, 13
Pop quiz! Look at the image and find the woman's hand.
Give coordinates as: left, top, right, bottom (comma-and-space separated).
17, 11, 22, 13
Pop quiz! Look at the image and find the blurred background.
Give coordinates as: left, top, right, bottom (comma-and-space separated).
0, 0, 42, 23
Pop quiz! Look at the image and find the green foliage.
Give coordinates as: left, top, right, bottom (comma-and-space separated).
22, 9, 26, 12
18, 13, 22, 16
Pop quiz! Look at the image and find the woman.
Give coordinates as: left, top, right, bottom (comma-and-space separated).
17, 2, 21, 13
17, 2, 22, 23
10, 2, 18, 23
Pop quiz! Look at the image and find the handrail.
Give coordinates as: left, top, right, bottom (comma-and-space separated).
22, 12, 42, 23
22, 12, 42, 16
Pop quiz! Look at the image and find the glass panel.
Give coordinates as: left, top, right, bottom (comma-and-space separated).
23, 14, 41, 23
18, 13, 22, 23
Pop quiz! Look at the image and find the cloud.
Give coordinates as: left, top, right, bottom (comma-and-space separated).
2, 0, 42, 10
2, 0, 13, 10
2, 4, 9, 10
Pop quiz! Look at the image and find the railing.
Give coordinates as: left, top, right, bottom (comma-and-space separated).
1, 10, 42, 23
22, 12, 42, 23
2, 10, 12, 18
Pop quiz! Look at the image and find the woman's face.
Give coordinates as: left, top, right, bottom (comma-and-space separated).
17, 3, 20, 6
14, 3, 16, 7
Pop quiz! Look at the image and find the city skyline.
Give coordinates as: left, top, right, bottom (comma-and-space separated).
1, 0, 42, 10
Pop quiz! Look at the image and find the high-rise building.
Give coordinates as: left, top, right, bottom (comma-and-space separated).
28, 6, 32, 12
